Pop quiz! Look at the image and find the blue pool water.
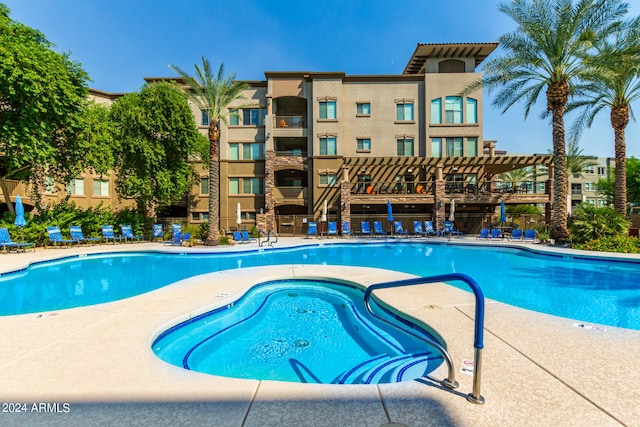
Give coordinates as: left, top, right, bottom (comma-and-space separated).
0, 242, 639, 330
153, 280, 444, 384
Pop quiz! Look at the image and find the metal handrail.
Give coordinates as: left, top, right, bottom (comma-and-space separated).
258, 229, 278, 247
364, 273, 485, 404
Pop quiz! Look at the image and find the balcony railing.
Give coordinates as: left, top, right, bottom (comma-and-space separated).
275, 115, 306, 128
350, 180, 548, 196
274, 186, 307, 199
275, 149, 307, 157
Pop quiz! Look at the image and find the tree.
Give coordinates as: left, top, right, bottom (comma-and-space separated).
569, 203, 629, 243
498, 167, 541, 190
169, 57, 248, 245
567, 16, 640, 215
0, 4, 90, 213
464, 0, 628, 242
597, 157, 640, 207
548, 139, 596, 178
109, 81, 205, 218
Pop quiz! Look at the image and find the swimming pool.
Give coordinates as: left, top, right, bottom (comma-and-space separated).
1, 242, 639, 330
153, 279, 445, 384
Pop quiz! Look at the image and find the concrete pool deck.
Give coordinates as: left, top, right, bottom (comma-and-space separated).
0, 238, 638, 427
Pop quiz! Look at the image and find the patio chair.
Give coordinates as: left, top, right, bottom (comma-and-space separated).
169, 224, 191, 245
69, 225, 101, 245
232, 231, 248, 244
341, 221, 351, 238
0, 227, 34, 252
440, 221, 462, 237
327, 221, 338, 238
121, 225, 143, 242
489, 228, 502, 240
306, 222, 317, 238
241, 230, 256, 243
102, 225, 124, 244
412, 220, 428, 237
424, 221, 437, 236
152, 224, 164, 241
47, 226, 78, 247
360, 221, 372, 237
523, 229, 537, 242
476, 228, 490, 239
393, 221, 410, 237
373, 221, 387, 236
510, 229, 524, 241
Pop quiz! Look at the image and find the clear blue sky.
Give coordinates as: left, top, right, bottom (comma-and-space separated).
4, 0, 640, 158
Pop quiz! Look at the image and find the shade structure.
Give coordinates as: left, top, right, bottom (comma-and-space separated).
320, 200, 328, 222
236, 203, 242, 225
500, 200, 507, 223
449, 199, 455, 222
387, 200, 393, 222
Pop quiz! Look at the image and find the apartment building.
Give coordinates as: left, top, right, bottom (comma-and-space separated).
569, 157, 613, 212
9, 42, 554, 234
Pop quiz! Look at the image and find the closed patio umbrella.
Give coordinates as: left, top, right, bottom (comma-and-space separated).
387, 200, 394, 234
499, 200, 506, 224
14, 195, 26, 242
236, 203, 242, 226
449, 199, 455, 222
321, 199, 328, 223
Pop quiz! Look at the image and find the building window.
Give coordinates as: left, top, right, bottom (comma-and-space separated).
356, 138, 371, 151
229, 144, 240, 160
431, 138, 442, 157
445, 96, 463, 124
356, 103, 370, 115
92, 179, 109, 196
243, 143, 264, 160
243, 178, 262, 195
445, 137, 463, 157
243, 108, 261, 126
200, 178, 209, 194
229, 178, 240, 195
45, 176, 55, 193
584, 182, 596, 191
466, 98, 477, 124
191, 212, 200, 221
396, 103, 414, 121
229, 109, 239, 126
320, 173, 338, 186
597, 166, 606, 175
431, 98, 442, 124
584, 165, 595, 174
571, 183, 582, 194
202, 212, 209, 220
397, 138, 414, 156
320, 137, 337, 155
319, 101, 337, 119
467, 137, 478, 157
201, 110, 209, 126
67, 178, 84, 196
597, 199, 606, 207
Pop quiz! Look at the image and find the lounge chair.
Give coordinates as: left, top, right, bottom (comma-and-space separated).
152, 224, 164, 241
441, 220, 462, 237
477, 228, 490, 239
424, 221, 437, 236
510, 229, 524, 241
47, 226, 77, 247
524, 229, 537, 242
412, 221, 428, 237
101, 225, 124, 244
232, 231, 248, 244
360, 221, 372, 237
241, 230, 256, 243
341, 221, 351, 238
0, 227, 34, 252
490, 228, 502, 240
327, 221, 338, 238
69, 225, 101, 245
169, 224, 190, 245
306, 222, 317, 238
373, 221, 387, 236
121, 225, 143, 242
393, 221, 410, 237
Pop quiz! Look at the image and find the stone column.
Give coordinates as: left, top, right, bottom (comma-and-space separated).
433, 166, 446, 231
264, 149, 276, 231
340, 167, 351, 226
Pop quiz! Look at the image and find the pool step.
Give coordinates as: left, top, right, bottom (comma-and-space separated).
337, 352, 438, 384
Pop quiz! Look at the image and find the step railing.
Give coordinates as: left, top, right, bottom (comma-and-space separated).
258, 229, 278, 247
364, 273, 485, 404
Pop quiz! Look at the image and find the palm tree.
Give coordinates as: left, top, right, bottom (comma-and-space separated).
567, 16, 640, 215
464, 0, 628, 242
170, 57, 248, 245
549, 139, 596, 178
498, 167, 541, 191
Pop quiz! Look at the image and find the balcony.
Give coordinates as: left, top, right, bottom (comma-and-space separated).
274, 186, 308, 206
275, 115, 306, 129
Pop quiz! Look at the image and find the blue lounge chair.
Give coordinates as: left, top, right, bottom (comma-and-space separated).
441, 220, 462, 237
327, 221, 338, 237
241, 230, 256, 243
47, 226, 77, 247
152, 224, 164, 241
490, 228, 502, 240
69, 225, 101, 245
424, 221, 437, 236
393, 221, 410, 237
233, 231, 248, 243
524, 229, 537, 242
360, 221, 372, 237
102, 225, 124, 243
412, 221, 428, 237
170, 224, 190, 245
477, 228, 490, 239
510, 229, 524, 241
121, 225, 143, 242
373, 221, 387, 236
306, 222, 317, 238
341, 221, 351, 238
0, 227, 34, 252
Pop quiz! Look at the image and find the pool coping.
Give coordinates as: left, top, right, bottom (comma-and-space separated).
0, 238, 638, 426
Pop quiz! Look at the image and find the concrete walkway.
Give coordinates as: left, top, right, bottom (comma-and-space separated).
0, 239, 638, 427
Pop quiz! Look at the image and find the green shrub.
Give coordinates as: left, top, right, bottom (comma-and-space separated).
573, 235, 640, 253
570, 203, 630, 244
